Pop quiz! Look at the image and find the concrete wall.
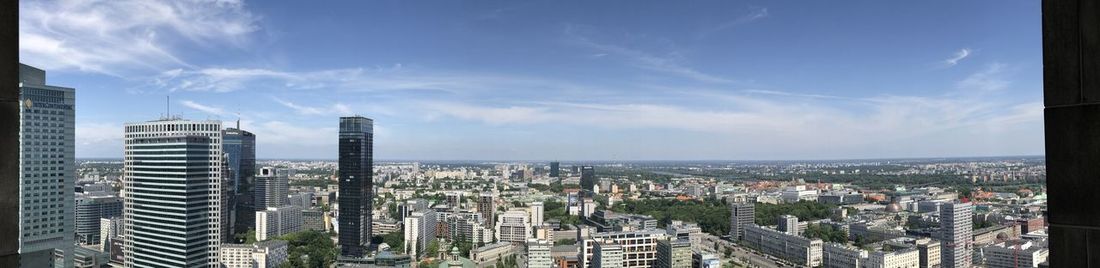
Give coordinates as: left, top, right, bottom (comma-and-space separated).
1043, 0, 1100, 266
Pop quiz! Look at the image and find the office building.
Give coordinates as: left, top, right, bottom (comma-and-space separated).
302, 208, 326, 231
256, 206, 303, 241
123, 119, 226, 267
580, 166, 596, 196
445, 192, 463, 209
478, 193, 496, 228
530, 201, 545, 227
592, 240, 623, 268
74, 192, 122, 245
403, 209, 437, 258
224, 126, 256, 235
72, 246, 109, 268
220, 240, 289, 268
915, 238, 941, 268
550, 162, 560, 178
665, 221, 703, 251
527, 239, 553, 268
980, 240, 1048, 268
339, 116, 374, 257
18, 63, 76, 267
823, 243, 866, 268
496, 210, 532, 243
778, 215, 799, 236
579, 228, 667, 268
691, 252, 720, 268
728, 202, 754, 240
940, 202, 973, 268
742, 224, 823, 267
255, 167, 289, 210
655, 239, 692, 268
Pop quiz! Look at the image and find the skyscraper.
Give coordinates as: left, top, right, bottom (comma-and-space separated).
254, 167, 289, 210
549, 162, 560, 178
478, 193, 496, 228
17, 63, 75, 267
123, 119, 226, 267
529, 201, 544, 227
224, 126, 256, 235
580, 166, 596, 196
338, 116, 373, 257
940, 202, 973, 268
729, 202, 754, 241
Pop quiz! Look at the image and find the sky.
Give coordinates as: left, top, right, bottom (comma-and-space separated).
19, 0, 1044, 160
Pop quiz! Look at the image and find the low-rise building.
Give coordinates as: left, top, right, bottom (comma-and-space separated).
742, 224, 823, 267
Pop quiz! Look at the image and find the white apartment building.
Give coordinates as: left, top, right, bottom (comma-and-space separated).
529, 202, 545, 227
579, 228, 668, 268
403, 209, 437, 258
256, 206, 303, 241
980, 240, 1048, 268
526, 239, 553, 268
219, 240, 289, 268
743, 224, 824, 267
592, 240, 623, 268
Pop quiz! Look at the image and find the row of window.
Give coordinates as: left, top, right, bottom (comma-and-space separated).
126, 123, 220, 133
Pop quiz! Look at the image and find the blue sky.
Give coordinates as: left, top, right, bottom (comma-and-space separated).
20, 0, 1044, 160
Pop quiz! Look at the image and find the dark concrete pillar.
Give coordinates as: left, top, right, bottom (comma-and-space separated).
1044, 0, 1100, 266
0, 0, 19, 266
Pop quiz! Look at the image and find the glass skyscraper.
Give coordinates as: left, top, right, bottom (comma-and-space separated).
223, 126, 256, 235
338, 116, 373, 257
18, 63, 75, 268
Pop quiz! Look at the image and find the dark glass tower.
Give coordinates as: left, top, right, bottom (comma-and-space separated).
224, 126, 256, 235
549, 162, 560, 177
580, 166, 596, 195
338, 116, 373, 257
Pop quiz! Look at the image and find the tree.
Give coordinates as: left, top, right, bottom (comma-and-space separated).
276, 230, 337, 267
426, 240, 440, 258
381, 231, 404, 251
554, 238, 576, 246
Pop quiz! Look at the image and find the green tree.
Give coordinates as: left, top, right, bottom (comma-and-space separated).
426, 240, 440, 258
276, 230, 337, 268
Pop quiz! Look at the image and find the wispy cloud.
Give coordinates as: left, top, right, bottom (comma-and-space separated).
943, 48, 972, 66
19, 0, 259, 75
957, 63, 1010, 91
564, 24, 735, 84
272, 98, 356, 116
697, 6, 769, 38
180, 100, 227, 116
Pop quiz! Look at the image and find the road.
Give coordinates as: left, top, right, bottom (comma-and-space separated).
701, 233, 798, 268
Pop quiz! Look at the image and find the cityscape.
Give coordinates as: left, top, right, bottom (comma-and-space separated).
12, 1, 1052, 268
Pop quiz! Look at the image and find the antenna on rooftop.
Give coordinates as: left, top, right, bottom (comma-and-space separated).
166, 95, 171, 119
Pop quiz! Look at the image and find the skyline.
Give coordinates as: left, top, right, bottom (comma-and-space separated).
19, 0, 1044, 160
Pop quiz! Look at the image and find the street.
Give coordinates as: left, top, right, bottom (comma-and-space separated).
701, 233, 799, 268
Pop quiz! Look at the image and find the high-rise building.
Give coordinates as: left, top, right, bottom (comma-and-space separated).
664, 221, 703, 251
219, 240, 288, 268
940, 202, 973, 268
778, 215, 799, 236
549, 162, 560, 178
580, 166, 596, 196
529, 201, 545, 227
403, 210, 437, 258
526, 239, 553, 268
445, 192, 463, 209
338, 116, 374, 257
495, 210, 532, 243
478, 193, 496, 228
399, 199, 430, 221
74, 192, 123, 245
655, 239, 692, 268
729, 202, 754, 240
592, 240, 623, 268
18, 63, 76, 267
224, 126, 256, 235
255, 167, 289, 210
123, 119, 226, 267
255, 206, 303, 241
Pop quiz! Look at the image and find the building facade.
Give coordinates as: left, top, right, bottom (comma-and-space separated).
742, 224, 823, 267
254, 167, 288, 210
18, 63, 76, 267
74, 193, 122, 245
255, 206, 303, 241
579, 228, 667, 268
580, 166, 596, 196
497, 210, 532, 244
123, 119, 226, 267
223, 127, 256, 235
527, 239, 553, 268
655, 239, 691, 268
403, 209, 437, 258
338, 116, 374, 257
939, 202, 973, 268
729, 202, 755, 240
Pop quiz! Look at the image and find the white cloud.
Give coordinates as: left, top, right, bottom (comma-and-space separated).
698, 7, 769, 38
943, 48, 972, 66
564, 24, 735, 84
75, 122, 122, 157
272, 98, 355, 116
957, 63, 1010, 91
19, 0, 258, 74
180, 100, 227, 116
